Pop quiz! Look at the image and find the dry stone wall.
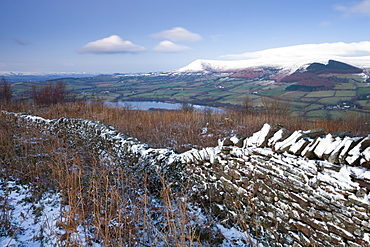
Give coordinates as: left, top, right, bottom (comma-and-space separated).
3, 111, 370, 246
2, 111, 185, 191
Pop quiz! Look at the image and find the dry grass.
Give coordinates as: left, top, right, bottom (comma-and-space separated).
2, 101, 368, 152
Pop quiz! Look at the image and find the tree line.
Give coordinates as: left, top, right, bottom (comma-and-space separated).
1, 77, 73, 106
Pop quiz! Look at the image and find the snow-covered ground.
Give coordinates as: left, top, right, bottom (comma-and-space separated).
0, 180, 61, 247
0, 178, 257, 247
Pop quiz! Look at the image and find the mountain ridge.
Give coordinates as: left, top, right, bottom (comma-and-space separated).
175, 57, 370, 76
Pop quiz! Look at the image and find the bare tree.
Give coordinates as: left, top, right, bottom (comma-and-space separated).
180, 100, 195, 113
53, 81, 66, 104
33, 81, 67, 105
261, 96, 290, 117
0, 77, 12, 104
243, 94, 254, 114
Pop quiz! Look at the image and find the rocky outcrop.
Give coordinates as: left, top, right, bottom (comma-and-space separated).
3, 111, 370, 246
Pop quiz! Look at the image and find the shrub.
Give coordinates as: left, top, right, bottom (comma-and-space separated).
33, 81, 67, 105
0, 77, 12, 104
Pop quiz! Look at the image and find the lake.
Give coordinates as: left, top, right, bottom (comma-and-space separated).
105, 101, 226, 113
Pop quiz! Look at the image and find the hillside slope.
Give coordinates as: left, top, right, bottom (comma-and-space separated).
176, 57, 370, 75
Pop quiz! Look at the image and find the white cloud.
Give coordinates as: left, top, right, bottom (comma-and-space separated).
221, 41, 370, 60
151, 27, 202, 42
336, 0, 370, 17
79, 35, 145, 54
153, 40, 191, 53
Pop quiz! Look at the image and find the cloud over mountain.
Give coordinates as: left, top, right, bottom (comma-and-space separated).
151, 27, 202, 42
336, 0, 370, 17
221, 41, 370, 61
79, 35, 145, 54
153, 40, 191, 53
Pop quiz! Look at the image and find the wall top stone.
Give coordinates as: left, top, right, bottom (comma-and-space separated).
217, 122, 369, 168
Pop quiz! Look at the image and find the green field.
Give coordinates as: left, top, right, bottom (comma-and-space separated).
334, 83, 356, 90
318, 97, 344, 104
305, 91, 336, 97
335, 91, 356, 97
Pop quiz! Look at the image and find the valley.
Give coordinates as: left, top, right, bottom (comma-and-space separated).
2, 59, 370, 246
7, 63, 370, 119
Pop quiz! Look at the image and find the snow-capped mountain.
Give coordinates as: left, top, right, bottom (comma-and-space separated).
175, 58, 300, 73
175, 42, 370, 74
175, 56, 370, 74
0, 71, 98, 83
0, 71, 95, 76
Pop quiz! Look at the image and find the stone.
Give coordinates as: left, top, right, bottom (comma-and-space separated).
356, 188, 367, 198
274, 130, 305, 153
315, 230, 332, 242
304, 128, 326, 138
348, 240, 364, 247
245, 123, 283, 148
332, 130, 354, 138
321, 137, 342, 160
218, 137, 234, 147
227, 169, 241, 180
268, 127, 291, 148
329, 232, 345, 245
361, 146, 370, 168
327, 137, 352, 164
339, 137, 363, 165
301, 137, 321, 159
289, 138, 311, 155
292, 220, 315, 237
346, 137, 370, 166
327, 222, 355, 241
234, 136, 247, 148
311, 218, 329, 232
313, 134, 335, 159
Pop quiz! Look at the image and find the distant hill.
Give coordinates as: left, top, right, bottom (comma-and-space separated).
176, 59, 369, 92
0, 72, 97, 83
176, 56, 370, 74
305, 60, 363, 74
176, 59, 370, 92
281, 60, 363, 91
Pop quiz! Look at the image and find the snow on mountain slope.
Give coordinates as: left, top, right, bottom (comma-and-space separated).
176, 42, 370, 73
176, 56, 370, 73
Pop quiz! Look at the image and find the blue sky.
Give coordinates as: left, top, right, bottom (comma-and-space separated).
1, 0, 370, 74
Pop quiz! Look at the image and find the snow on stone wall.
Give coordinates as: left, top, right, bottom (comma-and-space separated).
1, 111, 184, 191
3, 112, 370, 246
